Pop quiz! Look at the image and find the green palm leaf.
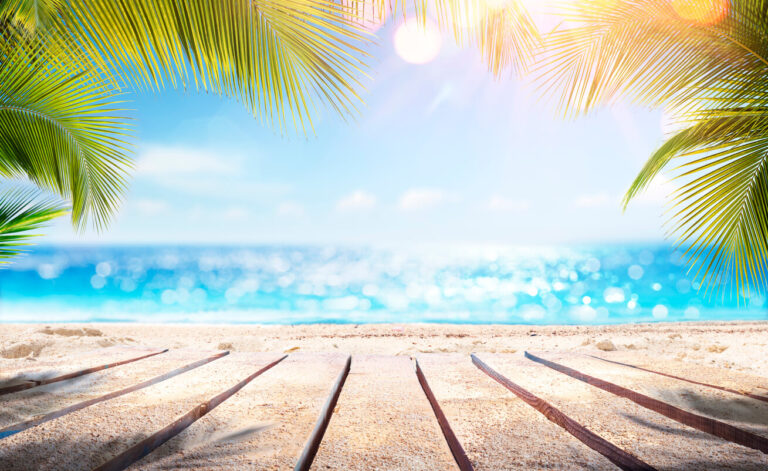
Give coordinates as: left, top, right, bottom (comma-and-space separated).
0, 25, 132, 232
0, 185, 68, 263
539, 0, 768, 296
40, 0, 372, 133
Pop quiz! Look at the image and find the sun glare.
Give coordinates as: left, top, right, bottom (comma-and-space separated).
394, 18, 442, 65
672, 0, 729, 25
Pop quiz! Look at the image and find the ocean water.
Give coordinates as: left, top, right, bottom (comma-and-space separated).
0, 244, 765, 324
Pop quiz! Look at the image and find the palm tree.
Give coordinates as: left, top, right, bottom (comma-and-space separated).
537, 0, 768, 297
0, 0, 538, 263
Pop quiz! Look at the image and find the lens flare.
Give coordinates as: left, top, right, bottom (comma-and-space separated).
394, 18, 442, 65
672, 0, 729, 25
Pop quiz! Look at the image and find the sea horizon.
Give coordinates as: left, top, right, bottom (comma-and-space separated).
2, 242, 765, 325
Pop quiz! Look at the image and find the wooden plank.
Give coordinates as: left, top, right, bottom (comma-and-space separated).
0, 349, 226, 431
479, 353, 768, 470
0, 346, 162, 385
0, 352, 282, 470
414, 358, 474, 471
525, 352, 768, 454
93, 355, 287, 471
294, 355, 351, 471
416, 354, 617, 470
310, 355, 458, 470
123, 353, 351, 470
586, 353, 768, 403
0, 351, 228, 440
0, 349, 168, 396
471, 354, 655, 471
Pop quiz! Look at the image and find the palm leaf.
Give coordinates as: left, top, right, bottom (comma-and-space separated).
347, 0, 540, 75
539, 0, 768, 296
36, 0, 372, 134
0, 185, 68, 263
0, 0, 65, 31
0, 25, 132, 232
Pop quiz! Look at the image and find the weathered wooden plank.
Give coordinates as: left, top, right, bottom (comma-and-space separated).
121, 353, 350, 471
0, 351, 228, 440
0, 349, 168, 396
525, 351, 768, 454
471, 354, 655, 471
294, 355, 351, 471
311, 355, 458, 470
93, 355, 287, 471
416, 354, 617, 470
586, 354, 768, 403
414, 357, 474, 471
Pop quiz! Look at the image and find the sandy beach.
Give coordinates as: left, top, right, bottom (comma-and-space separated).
2, 321, 767, 375
1, 321, 767, 470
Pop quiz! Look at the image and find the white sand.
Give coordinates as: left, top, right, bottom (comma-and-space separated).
1, 321, 767, 470
2, 321, 767, 376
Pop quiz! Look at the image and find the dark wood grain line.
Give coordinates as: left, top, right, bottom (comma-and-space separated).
414, 358, 474, 471
471, 354, 655, 471
294, 355, 352, 471
0, 351, 229, 441
526, 351, 768, 454
93, 354, 287, 471
584, 353, 768, 404
0, 349, 169, 396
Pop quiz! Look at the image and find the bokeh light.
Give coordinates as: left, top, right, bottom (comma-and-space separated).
394, 18, 442, 64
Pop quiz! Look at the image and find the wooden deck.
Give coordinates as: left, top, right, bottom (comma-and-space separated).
1, 348, 767, 470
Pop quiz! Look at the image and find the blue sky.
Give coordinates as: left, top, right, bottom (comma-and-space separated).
48, 11, 675, 246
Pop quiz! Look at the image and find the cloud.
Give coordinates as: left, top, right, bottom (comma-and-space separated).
277, 202, 305, 217
629, 175, 675, 207
136, 146, 238, 176
573, 193, 616, 209
576, 177, 676, 210
487, 195, 530, 212
134, 145, 292, 199
222, 206, 250, 220
336, 191, 377, 212
398, 188, 446, 211
131, 198, 170, 216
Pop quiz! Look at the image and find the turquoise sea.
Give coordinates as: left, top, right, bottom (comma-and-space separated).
0, 244, 765, 324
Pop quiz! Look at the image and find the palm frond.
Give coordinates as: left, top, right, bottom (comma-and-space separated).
347, 0, 540, 75
36, 0, 371, 133
0, 185, 68, 264
540, 0, 768, 296
0, 26, 133, 231
0, 0, 65, 31
537, 0, 768, 115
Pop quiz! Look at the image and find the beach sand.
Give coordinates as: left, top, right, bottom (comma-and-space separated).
1, 321, 767, 469
2, 321, 767, 375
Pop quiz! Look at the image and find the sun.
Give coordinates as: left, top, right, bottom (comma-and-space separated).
393, 18, 443, 65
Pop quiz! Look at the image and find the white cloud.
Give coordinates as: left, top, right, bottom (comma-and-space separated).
136, 146, 238, 176
134, 145, 292, 199
487, 195, 530, 212
399, 188, 446, 211
573, 193, 616, 209
630, 175, 675, 207
222, 206, 250, 220
576, 177, 676, 210
337, 190, 377, 212
132, 198, 170, 216
277, 202, 305, 217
